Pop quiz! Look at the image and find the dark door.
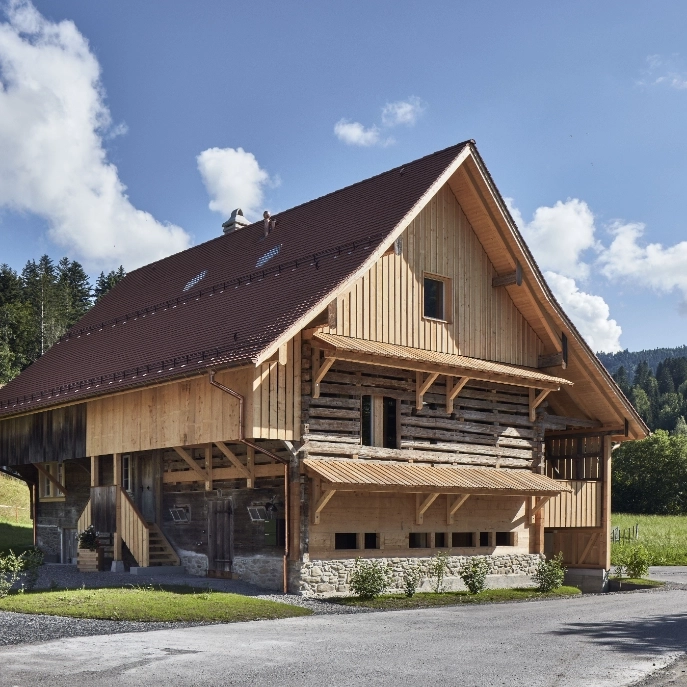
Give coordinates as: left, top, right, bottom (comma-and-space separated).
208, 499, 233, 574
136, 454, 156, 523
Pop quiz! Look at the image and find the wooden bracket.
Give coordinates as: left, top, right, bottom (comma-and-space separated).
416, 372, 440, 410
215, 441, 252, 487
314, 489, 336, 524
33, 462, 67, 496
529, 388, 552, 422
278, 342, 288, 366
445, 376, 469, 414
173, 446, 208, 481
313, 356, 336, 399
416, 492, 440, 524
447, 493, 470, 524
492, 262, 522, 288
528, 495, 551, 524
578, 532, 599, 565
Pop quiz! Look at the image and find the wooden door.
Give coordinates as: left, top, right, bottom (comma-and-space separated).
136, 454, 156, 524
208, 499, 233, 573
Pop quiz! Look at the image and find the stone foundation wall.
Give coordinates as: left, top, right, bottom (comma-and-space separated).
233, 555, 284, 591
299, 554, 544, 596
178, 549, 209, 577
36, 524, 60, 562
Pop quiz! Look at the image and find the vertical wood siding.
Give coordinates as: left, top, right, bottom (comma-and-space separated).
542, 480, 601, 528
325, 183, 543, 367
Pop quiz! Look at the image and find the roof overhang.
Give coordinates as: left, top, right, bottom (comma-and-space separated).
303, 458, 571, 496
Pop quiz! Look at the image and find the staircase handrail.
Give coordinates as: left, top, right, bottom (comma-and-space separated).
119, 487, 150, 567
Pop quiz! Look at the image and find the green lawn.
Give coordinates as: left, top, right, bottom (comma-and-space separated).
610, 577, 664, 587
0, 473, 31, 525
332, 586, 581, 610
0, 521, 33, 555
612, 514, 687, 566
0, 585, 312, 622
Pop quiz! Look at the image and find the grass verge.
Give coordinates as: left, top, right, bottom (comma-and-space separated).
610, 577, 665, 587
331, 586, 581, 609
0, 585, 312, 622
612, 514, 687, 566
0, 521, 33, 555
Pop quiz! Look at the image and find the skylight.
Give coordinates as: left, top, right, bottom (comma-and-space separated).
256, 244, 282, 268
183, 270, 207, 291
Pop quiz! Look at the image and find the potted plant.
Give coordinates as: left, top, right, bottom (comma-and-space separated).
76, 526, 103, 572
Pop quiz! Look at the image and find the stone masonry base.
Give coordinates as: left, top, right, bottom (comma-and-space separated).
299, 554, 545, 596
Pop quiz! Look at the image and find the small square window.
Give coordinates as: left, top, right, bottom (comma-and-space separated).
495, 531, 515, 546
409, 532, 429, 548
434, 532, 446, 548
364, 533, 379, 549
424, 277, 444, 320
335, 533, 358, 550
452, 532, 474, 547
479, 531, 490, 547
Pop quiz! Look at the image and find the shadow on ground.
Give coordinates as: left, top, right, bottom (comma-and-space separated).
551, 611, 687, 655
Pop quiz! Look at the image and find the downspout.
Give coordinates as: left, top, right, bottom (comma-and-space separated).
208, 371, 291, 593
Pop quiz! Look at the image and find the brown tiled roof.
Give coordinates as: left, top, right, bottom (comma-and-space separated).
0, 141, 471, 417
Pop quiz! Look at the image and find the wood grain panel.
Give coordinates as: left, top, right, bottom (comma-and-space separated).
542, 480, 601, 528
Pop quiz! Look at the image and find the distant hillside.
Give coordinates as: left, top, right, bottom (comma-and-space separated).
597, 346, 687, 377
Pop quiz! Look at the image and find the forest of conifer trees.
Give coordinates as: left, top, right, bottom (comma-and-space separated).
0, 257, 125, 384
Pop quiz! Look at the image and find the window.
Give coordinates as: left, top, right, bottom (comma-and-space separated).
362, 395, 398, 448
479, 531, 491, 547
364, 532, 379, 549
122, 454, 131, 494
423, 275, 451, 321
495, 531, 517, 547
452, 532, 474, 548
169, 506, 190, 523
409, 532, 429, 548
38, 462, 64, 500
335, 532, 358, 550
434, 532, 446, 548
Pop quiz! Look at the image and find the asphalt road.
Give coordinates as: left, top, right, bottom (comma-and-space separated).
1, 588, 686, 687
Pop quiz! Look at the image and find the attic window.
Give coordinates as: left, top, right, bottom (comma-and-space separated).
256, 244, 282, 268
183, 270, 207, 291
248, 506, 267, 522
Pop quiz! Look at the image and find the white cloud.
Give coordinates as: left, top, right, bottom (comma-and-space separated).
197, 147, 274, 220
508, 198, 598, 279
0, 0, 190, 270
638, 54, 687, 90
381, 96, 425, 127
599, 221, 687, 301
333, 119, 389, 147
544, 272, 622, 353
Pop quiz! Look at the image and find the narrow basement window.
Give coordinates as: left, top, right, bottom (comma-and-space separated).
335, 532, 358, 550
409, 532, 429, 548
452, 532, 474, 547
364, 533, 379, 549
495, 531, 516, 546
434, 532, 446, 548
479, 531, 491, 547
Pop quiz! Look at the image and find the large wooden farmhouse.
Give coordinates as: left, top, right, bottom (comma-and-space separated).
0, 141, 647, 593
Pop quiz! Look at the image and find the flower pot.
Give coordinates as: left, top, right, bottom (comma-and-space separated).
77, 547, 104, 572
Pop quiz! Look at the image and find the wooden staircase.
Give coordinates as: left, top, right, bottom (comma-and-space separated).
147, 523, 180, 567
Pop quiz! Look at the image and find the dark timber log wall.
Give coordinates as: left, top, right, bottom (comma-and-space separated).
0, 404, 87, 466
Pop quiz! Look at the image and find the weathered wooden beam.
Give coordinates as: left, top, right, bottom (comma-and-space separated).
529, 388, 552, 422
113, 453, 122, 562
416, 371, 440, 410
416, 492, 440, 524
33, 462, 67, 496
315, 482, 564, 497
163, 463, 283, 484
445, 376, 470, 413
530, 495, 551, 518
215, 441, 251, 484
247, 445, 255, 489
204, 444, 213, 491
313, 356, 336, 399
173, 446, 207, 480
314, 489, 336, 525
492, 262, 522, 288
90, 455, 99, 488
538, 351, 567, 369
447, 493, 470, 524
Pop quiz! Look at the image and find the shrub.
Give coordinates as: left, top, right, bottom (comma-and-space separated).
429, 551, 450, 593
20, 548, 44, 591
349, 558, 389, 600
402, 568, 422, 598
77, 525, 100, 551
459, 557, 489, 594
616, 544, 650, 579
533, 553, 566, 592
0, 550, 24, 598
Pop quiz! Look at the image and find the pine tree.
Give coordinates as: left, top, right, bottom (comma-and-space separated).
94, 266, 126, 301
56, 258, 91, 328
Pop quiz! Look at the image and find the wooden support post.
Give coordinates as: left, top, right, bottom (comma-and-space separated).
416, 492, 440, 525
529, 388, 552, 422
445, 376, 469, 414
530, 496, 551, 519
314, 489, 336, 525
247, 445, 255, 489
113, 453, 122, 562
33, 463, 68, 496
205, 444, 213, 491
416, 372, 440, 410
601, 435, 612, 570
173, 446, 208, 481
90, 455, 99, 488
447, 493, 470, 525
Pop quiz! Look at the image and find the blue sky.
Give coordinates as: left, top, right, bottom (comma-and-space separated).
1, 1, 687, 353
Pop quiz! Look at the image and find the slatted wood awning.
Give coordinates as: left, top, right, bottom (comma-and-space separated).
312, 333, 572, 392
303, 458, 571, 496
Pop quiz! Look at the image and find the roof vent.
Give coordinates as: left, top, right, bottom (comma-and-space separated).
222, 208, 251, 234
263, 210, 276, 237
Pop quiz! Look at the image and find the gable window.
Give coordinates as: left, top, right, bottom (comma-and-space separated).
423, 274, 452, 322
362, 395, 398, 449
38, 462, 65, 501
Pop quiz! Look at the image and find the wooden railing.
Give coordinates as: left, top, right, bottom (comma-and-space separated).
120, 488, 149, 567
77, 499, 91, 532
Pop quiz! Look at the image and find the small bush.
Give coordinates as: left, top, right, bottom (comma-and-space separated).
20, 548, 44, 591
349, 558, 390, 600
0, 550, 24, 598
77, 525, 100, 551
402, 568, 422, 598
429, 551, 450, 593
533, 553, 566, 592
616, 545, 650, 579
459, 557, 489, 594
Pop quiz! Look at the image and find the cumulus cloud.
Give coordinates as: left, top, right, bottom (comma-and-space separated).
334, 96, 425, 147
0, 0, 190, 270
508, 198, 598, 279
197, 147, 275, 220
544, 272, 622, 353
638, 54, 687, 90
381, 96, 425, 127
